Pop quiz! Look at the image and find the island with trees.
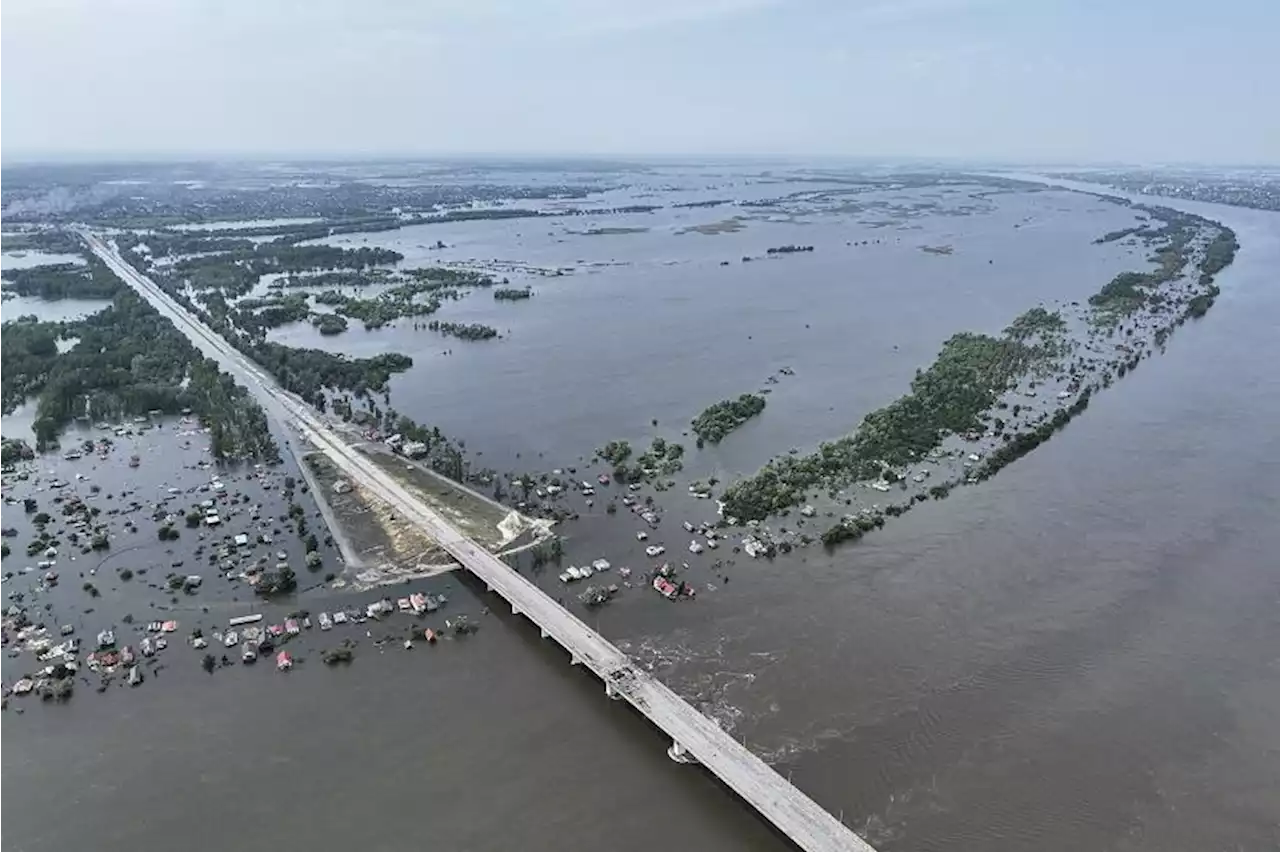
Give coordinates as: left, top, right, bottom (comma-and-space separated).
691, 393, 767, 445
426, 321, 499, 341
493, 287, 533, 301
721, 202, 1238, 549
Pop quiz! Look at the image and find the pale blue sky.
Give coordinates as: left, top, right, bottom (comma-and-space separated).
3, 0, 1277, 163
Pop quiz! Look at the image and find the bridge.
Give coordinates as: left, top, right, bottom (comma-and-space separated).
83, 231, 878, 852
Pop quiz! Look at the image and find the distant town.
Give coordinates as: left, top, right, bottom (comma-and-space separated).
1054, 168, 1280, 212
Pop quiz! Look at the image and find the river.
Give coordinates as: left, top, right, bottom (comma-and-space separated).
4, 178, 1278, 851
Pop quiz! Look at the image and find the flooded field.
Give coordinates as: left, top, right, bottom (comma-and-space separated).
4, 168, 1279, 852
264, 180, 1147, 484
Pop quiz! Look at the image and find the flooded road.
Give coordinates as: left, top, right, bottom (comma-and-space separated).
5, 185, 1279, 851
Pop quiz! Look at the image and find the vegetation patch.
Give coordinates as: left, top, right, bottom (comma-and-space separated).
678, 218, 746, 235
692, 393, 767, 445
426, 321, 498, 341
720, 318, 1063, 521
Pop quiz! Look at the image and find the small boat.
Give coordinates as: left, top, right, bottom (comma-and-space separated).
424, 628, 438, 644
242, 644, 258, 663
139, 637, 155, 657
409, 593, 427, 615
276, 651, 293, 671
689, 540, 704, 554
559, 570, 575, 583
397, 597, 412, 613
161, 621, 178, 633
223, 630, 239, 648
635, 530, 648, 541
318, 612, 333, 631
119, 645, 136, 665
128, 666, 144, 686
155, 636, 167, 651
618, 566, 632, 578
333, 611, 348, 624
129, 455, 140, 468
97, 629, 115, 649
13, 678, 35, 695
645, 545, 665, 557
267, 624, 285, 638
682, 521, 694, 532
591, 559, 611, 572
597, 474, 610, 485
284, 619, 300, 635
705, 538, 718, 549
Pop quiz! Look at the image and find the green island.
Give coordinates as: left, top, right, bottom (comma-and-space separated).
493, 287, 533, 301
312, 313, 349, 335
427, 321, 499, 341
611, 437, 684, 483
723, 203, 1238, 548
336, 286, 441, 330
720, 320, 1065, 521
691, 393, 767, 445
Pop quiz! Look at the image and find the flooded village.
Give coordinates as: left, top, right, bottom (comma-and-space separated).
3, 165, 1238, 717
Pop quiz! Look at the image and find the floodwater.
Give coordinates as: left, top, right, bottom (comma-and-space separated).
274, 179, 1144, 480
1, 250, 87, 271
5, 175, 1280, 851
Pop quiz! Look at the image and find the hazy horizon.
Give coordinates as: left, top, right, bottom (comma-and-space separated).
3, 0, 1278, 166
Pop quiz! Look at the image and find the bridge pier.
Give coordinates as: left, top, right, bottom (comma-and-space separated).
668, 740, 698, 764
605, 681, 623, 700
511, 602, 521, 617
570, 655, 582, 666
539, 628, 549, 639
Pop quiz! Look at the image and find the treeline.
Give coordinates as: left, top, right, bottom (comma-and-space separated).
312, 313, 349, 335
249, 342, 412, 406
493, 287, 533, 301
720, 330, 1053, 521
691, 393, 766, 445
427, 321, 498, 341
766, 245, 814, 254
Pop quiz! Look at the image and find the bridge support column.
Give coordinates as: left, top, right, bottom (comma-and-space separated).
511, 602, 521, 617
667, 740, 698, 764
605, 682, 623, 700
570, 655, 582, 666
539, 628, 549, 639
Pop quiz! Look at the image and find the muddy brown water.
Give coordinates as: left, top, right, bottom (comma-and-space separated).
4, 181, 1279, 851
